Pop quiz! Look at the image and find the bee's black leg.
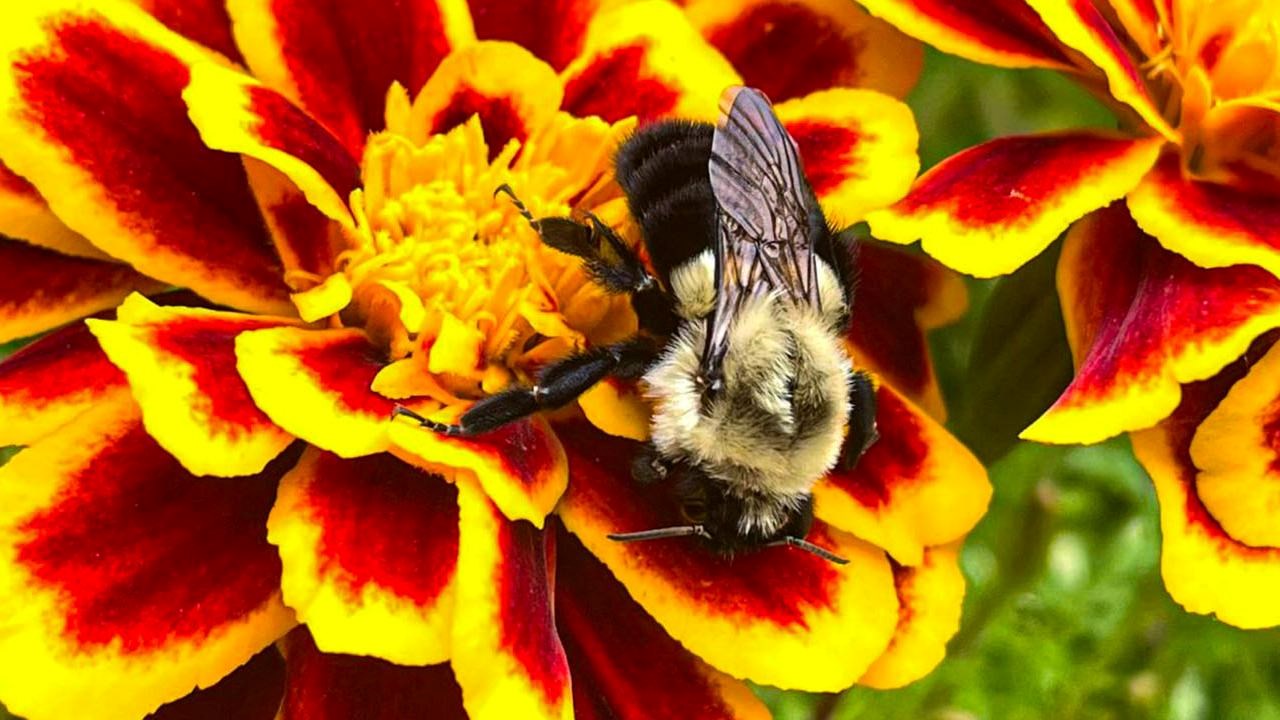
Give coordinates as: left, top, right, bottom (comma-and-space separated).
394, 336, 659, 437
840, 371, 880, 470
495, 185, 678, 336
494, 183, 536, 224
497, 184, 640, 289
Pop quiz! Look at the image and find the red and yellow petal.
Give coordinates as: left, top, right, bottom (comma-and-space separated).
686, 0, 923, 101
1130, 363, 1280, 629
234, 326, 430, 458
1195, 100, 1280, 174
148, 646, 286, 720
182, 63, 362, 227
85, 294, 299, 477
1025, 0, 1177, 140
128, 0, 242, 64
555, 528, 769, 720
557, 421, 899, 691
452, 476, 571, 720
0, 238, 162, 344
468, 0, 602, 71
855, 0, 1072, 69
1187, 340, 1280, 548
0, 319, 126, 446
278, 627, 467, 720
774, 88, 919, 225
1107, 0, 1162, 57
406, 41, 563, 157
859, 543, 966, 689
0, 1, 293, 315
814, 386, 990, 565
389, 414, 568, 527
241, 158, 345, 283
289, 272, 355, 325
1023, 204, 1280, 444
0, 397, 298, 720
226, 0, 474, 157
578, 376, 651, 441
1127, 153, 1280, 281
560, 0, 741, 124
0, 160, 110, 260
867, 132, 1163, 277
846, 242, 969, 420
267, 449, 458, 665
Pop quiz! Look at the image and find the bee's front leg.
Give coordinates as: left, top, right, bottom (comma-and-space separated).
496, 184, 677, 336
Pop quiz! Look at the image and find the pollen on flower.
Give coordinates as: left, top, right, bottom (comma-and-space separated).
293, 86, 639, 416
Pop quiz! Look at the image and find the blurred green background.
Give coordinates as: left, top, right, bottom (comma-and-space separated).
4, 47, 1280, 720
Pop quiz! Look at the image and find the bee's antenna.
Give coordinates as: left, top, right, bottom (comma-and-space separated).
607, 525, 713, 543
767, 536, 850, 565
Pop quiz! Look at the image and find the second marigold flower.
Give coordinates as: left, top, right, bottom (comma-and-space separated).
858, 0, 1280, 629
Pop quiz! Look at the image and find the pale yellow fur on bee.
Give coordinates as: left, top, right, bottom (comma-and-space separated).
644, 250, 853, 536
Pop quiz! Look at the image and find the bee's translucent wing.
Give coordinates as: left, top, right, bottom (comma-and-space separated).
703, 86, 823, 385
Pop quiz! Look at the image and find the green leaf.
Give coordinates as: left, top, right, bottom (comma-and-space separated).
952, 241, 1073, 463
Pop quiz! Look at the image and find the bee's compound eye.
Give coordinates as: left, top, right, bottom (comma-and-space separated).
680, 498, 708, 524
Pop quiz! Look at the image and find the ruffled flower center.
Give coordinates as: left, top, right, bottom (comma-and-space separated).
1140, 0, 1280, 181
309, 89, 638, 409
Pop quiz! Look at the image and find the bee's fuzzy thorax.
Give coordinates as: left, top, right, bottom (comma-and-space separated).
643, 254, 853, 518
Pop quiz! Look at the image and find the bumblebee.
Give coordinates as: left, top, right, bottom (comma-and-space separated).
396, 87, 878, 564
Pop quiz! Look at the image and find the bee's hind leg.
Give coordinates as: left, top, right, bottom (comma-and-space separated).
495, 184, 677, 336
395, 336, 659, 437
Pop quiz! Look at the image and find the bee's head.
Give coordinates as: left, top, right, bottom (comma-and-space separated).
669, 463, 807, 550
609, 459, 847, 564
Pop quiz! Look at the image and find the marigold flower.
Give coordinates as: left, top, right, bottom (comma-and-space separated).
856, 0, 1280, 628
0, 0, 988, 717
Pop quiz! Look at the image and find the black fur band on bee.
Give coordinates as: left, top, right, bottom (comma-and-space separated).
394, 86, 880, 566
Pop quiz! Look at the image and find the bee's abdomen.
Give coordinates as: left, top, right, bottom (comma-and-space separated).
615, 120, 718, 282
